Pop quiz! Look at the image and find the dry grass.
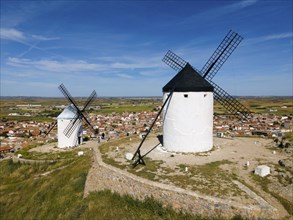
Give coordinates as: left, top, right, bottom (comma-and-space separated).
0, 150, 224, 220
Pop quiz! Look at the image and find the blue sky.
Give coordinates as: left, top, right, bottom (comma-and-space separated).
1, 0, 292, 97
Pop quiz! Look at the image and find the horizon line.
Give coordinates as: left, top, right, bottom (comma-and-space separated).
1, 95, 292, 99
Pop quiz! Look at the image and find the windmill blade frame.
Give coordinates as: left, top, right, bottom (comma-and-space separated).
58, 83, 80, 110
63, 114, 81, 137
79, 90, 97, 131
162, 50, 201, 73
162, 50, 187, 71
201, 30, 243, 80
66, 117, 82, 138
82, 90, 97, 111
210, 81, 250, 116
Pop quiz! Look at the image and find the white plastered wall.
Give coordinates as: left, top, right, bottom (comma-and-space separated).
162, 91, 213, 152
57, 119, 83, 148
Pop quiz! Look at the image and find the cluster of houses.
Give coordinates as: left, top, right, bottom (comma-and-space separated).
214, 114, 292, 137
0, 110, 162, 155
1, 109, 292, 156
0, 120, 52, 156
93, 110, 162, 138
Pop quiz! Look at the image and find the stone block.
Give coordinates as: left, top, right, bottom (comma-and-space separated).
125, 152, 133, 161
254, 165, 270, 177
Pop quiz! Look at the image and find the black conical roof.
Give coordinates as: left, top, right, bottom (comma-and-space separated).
162, 63, 214, 92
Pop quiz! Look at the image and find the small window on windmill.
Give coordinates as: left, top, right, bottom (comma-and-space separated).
204, 94, 207, 98
184, 94, 188, 98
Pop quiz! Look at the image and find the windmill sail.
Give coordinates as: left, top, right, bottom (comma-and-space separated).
63, 114, 82, 137
201, 30, 243, 80
210, 81, 250, 116
162, 50, 187, 71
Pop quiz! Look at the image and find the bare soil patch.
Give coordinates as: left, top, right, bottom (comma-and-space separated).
100, 134, 292, 218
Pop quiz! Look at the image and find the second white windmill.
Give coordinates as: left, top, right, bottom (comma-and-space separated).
46, 83, 97, 148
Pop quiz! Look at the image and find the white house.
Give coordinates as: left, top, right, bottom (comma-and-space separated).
57, 105, 82, 148
162, 63, 214, 152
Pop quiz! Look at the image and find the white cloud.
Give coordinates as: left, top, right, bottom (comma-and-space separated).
0, 28, 26, 41
1, 28, 60, 42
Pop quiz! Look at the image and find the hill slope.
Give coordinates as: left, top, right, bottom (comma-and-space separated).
0, 155, 202, 220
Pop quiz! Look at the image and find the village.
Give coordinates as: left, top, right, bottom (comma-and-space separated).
0, 101, 292, 157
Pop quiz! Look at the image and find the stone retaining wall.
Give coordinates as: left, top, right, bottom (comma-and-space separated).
84, 146, 278, 219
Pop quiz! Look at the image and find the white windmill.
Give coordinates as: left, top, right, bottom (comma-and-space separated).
162, 63, 214, 152
46, 84, 97, 148
132, 30, 250, 166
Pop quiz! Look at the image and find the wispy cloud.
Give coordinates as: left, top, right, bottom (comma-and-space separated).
245, 32, 293, 45
1, 28, 59, 42
1, 28, 40, 53
237, 0, 258, 8
6, 55, 163, 74
219, 0, 258, 13
1, 28, 62, 58
262, 33, 293, 40
7, 57, 104, 72
181, 0, 258, 24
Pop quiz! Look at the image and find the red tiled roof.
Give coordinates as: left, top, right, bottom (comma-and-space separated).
0, 146, 12, 152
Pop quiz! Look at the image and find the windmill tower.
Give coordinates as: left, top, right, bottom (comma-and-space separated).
162, 63, 214, 152
46, 84, 97, 148
57, 104, 83, 148
162, 30, 250, 153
